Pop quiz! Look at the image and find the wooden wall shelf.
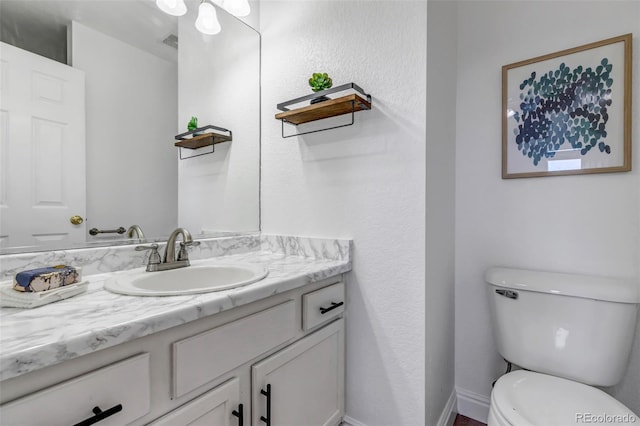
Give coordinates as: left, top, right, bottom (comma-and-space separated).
174, 124, 232, 160
275, 94, 371, 125
174, 132, 232, 150
275, 83, 372, 138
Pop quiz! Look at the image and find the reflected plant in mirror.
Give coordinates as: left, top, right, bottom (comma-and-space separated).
187, 116, 199, 132
0, 0, 260, 254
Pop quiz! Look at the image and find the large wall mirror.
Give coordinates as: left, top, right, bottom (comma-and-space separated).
0, 0, 260, 254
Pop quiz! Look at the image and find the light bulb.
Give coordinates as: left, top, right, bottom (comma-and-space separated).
223, 0, 250, 17
195, 1, 221, 35
156, 0, 187, 16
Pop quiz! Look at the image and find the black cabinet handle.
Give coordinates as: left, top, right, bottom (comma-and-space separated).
319, 301, 344, 315
232, 403, 244, 426
260, 384, 271, 425
73, 404, 123, 426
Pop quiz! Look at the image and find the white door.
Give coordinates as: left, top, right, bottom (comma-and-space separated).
0, 42, 86, 249
150, 378, 242, 426
252, 319, 345, 426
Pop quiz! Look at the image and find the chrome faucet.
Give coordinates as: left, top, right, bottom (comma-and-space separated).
126, 224, 145, 240
136, 227, 201, 272
164, 227, 200, 264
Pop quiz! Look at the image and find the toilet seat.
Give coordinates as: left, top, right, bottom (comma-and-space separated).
490, 371, 639, 426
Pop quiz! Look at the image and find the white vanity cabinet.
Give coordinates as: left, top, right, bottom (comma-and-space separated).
160, 318, 344, 426
252, 319, 344, 426
0, 277, 346, 426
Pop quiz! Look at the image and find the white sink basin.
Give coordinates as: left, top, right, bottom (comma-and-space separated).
104, 264, 269, 296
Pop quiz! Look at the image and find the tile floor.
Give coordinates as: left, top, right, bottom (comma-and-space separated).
454, 414, 487, 426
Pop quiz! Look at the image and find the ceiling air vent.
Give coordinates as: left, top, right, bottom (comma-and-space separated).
162, 34, 178, 49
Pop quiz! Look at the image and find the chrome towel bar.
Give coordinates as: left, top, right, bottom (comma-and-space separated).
89, 227, 126, 236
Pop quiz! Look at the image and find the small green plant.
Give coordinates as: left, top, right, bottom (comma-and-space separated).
187, 116, 198, 132
308, 72, 333, 92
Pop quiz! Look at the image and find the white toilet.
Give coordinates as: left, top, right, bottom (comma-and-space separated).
485, 267, 640, 426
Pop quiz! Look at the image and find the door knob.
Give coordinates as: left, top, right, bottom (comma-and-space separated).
70, 215, 84, 225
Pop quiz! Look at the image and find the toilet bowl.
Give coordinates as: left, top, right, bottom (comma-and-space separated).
485, 267, 640, 426
488, 371, 639, 426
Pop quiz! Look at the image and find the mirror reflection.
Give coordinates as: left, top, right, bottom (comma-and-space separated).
0, 0, 260, 254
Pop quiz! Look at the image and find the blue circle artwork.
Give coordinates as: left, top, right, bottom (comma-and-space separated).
511, 58, 614, 166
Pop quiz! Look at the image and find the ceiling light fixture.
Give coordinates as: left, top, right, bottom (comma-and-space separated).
156, 0, 251, 36
156, 0, 187, 16
220, 0, 251, 17
195, 0, 221, 35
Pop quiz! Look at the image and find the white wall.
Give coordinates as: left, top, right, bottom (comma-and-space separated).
426, 1, 457, 425
260, 2, 426, 425
239, 0, 260, 30
71, 21, 178, 239
454, 1, 640, 422
178, 7, 260, 234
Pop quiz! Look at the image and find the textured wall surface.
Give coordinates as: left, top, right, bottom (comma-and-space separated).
259, 2, 426, 425
72, 21, 178, 238
426, 1, 457, 425
453, 1, 640, 421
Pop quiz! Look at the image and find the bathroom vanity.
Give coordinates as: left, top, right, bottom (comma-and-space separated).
0, 236, 351, 425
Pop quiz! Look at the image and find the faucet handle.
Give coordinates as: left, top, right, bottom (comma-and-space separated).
177, 240, 201, 261
135, 243, 162, 268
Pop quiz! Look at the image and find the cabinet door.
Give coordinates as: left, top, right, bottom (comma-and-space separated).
252, 319, 344, 426
150, 378, 242, 426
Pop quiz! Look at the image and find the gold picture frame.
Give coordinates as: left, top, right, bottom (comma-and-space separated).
502, 34, 632, 178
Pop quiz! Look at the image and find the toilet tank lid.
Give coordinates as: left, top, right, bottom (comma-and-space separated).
485, 267, 639, 303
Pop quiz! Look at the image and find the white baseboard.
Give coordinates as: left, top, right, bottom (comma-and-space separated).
437, 390, 458, 426
456, 387, 491, 424
344, 390, 457, 426
342, 415, 368, 426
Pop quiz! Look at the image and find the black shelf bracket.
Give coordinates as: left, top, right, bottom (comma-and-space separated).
276, 82, 371, 112
178, 144, 215, 160
280, 102, 356, 138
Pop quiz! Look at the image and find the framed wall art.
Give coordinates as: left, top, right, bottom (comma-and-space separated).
502, 33, 632, 178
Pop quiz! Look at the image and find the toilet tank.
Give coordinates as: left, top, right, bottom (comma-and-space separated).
486, 267, 639, 387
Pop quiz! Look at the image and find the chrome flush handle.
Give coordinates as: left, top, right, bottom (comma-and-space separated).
495, 288, 519, 300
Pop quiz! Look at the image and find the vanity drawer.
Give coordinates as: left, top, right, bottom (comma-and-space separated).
0, 353, 150, 426
173, 300, 296, 398
150, 377, 240, 425
303, 282, 345, 331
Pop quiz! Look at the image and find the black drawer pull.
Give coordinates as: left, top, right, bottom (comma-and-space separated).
260, 384, 271, 425
73, 404, 123, 426
319, 301, 344, 315
232, 403, 244, 426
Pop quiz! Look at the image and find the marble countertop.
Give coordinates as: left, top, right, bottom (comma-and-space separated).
0, 249, 351, 382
